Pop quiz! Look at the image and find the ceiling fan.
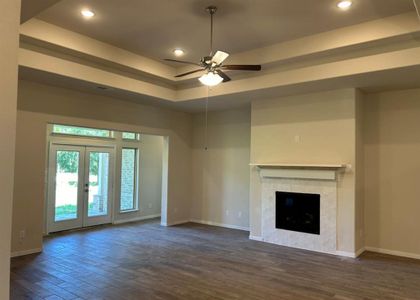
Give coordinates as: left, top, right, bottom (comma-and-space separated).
164, 6, 262, 86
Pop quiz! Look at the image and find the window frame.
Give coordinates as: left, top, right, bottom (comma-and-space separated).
121, 132, 141, 141
119, 147, 140, 213
51, 124, 115, 140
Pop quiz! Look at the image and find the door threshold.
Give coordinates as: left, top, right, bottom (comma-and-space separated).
47, 222, 113, 235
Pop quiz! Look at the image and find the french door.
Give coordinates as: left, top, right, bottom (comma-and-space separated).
47, 143, 115, 233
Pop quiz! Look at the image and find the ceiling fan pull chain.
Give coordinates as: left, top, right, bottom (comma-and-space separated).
414, 0, 420, 21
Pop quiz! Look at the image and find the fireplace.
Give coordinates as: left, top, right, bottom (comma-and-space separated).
257, 165, 341, 254
276, 191, 320, 235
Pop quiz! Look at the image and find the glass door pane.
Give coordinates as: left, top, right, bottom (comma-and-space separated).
87, 152, 110, 217
84, 147, 114, 227
48, 144, 84, 233
55, 150, 80, 221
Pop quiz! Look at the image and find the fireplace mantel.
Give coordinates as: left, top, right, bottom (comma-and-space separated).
250, 163, 349, 181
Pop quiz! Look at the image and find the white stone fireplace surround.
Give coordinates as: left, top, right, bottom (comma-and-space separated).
252, 164, 347, 256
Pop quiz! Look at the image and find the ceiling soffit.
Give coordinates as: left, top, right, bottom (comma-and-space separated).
18, 12, 420, 107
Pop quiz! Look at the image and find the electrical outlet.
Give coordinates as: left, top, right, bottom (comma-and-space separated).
238, 211, 242, 218
19, 230, 26, 240
148, 203, 153, 209
225, 210, 229, 216
294, 135, 301, 143
173, 207, 178, 214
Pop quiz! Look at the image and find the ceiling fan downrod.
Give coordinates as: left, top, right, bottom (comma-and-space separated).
206, 6, 217, 56
163, 5, 261, 83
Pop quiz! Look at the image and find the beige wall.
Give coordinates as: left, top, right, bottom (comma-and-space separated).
191, 108, 251, 229
0, 0, 20, 297
355, 90, 365, 251
364, 89, 420, 256
135, 134, 163, 219
12, 80, 192, 253
250, 89, 357, 253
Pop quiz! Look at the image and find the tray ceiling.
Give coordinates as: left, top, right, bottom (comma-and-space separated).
36, 0, 414, 64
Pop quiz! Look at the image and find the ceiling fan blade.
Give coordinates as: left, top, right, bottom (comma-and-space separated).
222, 64, 262, 71
164, 59, 201, 66
211, 51, 230, 65
216, 70, 231, 82
175, 69, 205, 77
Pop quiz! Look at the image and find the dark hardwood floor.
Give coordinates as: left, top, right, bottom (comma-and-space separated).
10, 219, 420, 300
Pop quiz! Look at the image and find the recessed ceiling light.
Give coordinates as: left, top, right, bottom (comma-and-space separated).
337, 1, 352, 10
81, 9, 95, 18
173, 49, 185, 56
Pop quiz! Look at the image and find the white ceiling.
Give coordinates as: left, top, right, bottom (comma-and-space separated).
36, 0, 414, 65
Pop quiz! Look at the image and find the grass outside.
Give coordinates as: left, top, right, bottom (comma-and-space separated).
55, 203, 98, 219
56, 204, 77, 216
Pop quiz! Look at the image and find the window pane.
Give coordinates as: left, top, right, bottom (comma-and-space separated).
53, 125, 111, 138
122, 132, 137, 140
120, 148, 137, 211
55, 150, 79, 221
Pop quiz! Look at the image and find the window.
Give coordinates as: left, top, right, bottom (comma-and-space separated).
120, 148, 138, 211
122, 132, 140, 140
53, 125, 112, 138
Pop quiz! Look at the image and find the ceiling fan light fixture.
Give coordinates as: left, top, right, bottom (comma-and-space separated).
337, 1, 352, 10
199, 71, 223, 86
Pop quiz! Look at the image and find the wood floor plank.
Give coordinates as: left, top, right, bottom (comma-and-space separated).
10, 219, 420, 299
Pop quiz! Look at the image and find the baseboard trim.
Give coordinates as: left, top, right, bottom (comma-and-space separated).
249, 235, 263, 241
355, 247, 366, 258
335, 250, 358, 258
189, 219, 249, 231
365, 246, 420, 260
335, 247, 366, 259
113, 214, 161, 225
11, 248, 42, 258
162, 219, 190, 226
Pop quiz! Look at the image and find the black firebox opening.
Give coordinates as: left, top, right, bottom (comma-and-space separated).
275, 191, 320, 235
